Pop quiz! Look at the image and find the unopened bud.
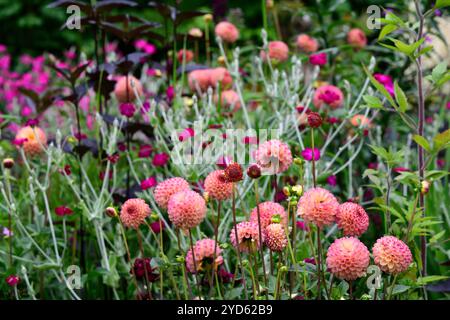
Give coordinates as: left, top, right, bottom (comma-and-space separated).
247, 163, 262, 179
3, 158, 14, 169
279, 266, 288, 273
105, 207, 117, 218
282, 186, 290, 196
293, 157, 304, 166
203, 14, 213, 23
292, 185, 303, 196
420, 180, 430, 195
203, 191, 210, 203
217, 56, 226, 65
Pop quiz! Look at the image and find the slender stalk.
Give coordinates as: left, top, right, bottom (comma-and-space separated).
118, 221, 140, 299
261, 0, 268, 33
209, 201, 222, 298
254, 180, 268, 290
387, 274, 398, 300
176, 229, 191, 299
188, 229, 202, 300
136, 229, 152, 299
316, 228, 322, 300
311, 128, 317, 187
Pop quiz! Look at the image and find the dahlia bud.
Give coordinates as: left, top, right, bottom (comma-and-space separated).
3, 158, 14, 169
224, 162, 243, 182
203, 191, 210, 203
293, 157, 304, 166
292, 185, 303, 196
105, 207, 117, 218
420, 180, 430, 195
203, 14, 213, 23
279, 266, 288, 273
242, 259, 249, 267
247, 163, 262, 179
176, 255, 185, 263
282, 186, 290, 196
151, 213, 159, 220
188, 28, 203, 38
217, 56, 226, 65
271, 214, 281, 224
289, 199, 298, 206
307, 112, 323, 128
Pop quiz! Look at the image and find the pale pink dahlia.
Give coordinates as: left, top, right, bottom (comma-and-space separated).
326, 237, 370, 281
313, 85, 344, 109
167, 190, 207, 229
186, 238, 223, 273
204, 170, 233, 201
153, 177, 190, 209
230, 221, 263, 253
253, 139, 293, 175
264, 223, 288, 252
15, 126, 47, 157
215, 21, 239, 43
297, 187, 339, 229
296, 34, 319, 53
336, 202, 369, 237
114, 75, 143, 103
347, 28, 367, 49
249, 201, 288, 229
214, 90, 241, 111
261, 41, 289, 62
120, 198, 151, 229
372, 236, 412, 274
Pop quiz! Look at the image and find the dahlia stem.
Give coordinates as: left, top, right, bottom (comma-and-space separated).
274, 261, 282, 300
188, 228, 203, 300
311, 128, 317, 187
176, 229, 191, 299
118, 221, 140, 299
247, 250, 259, 299
4, 169, 13, 267
209, 201, 221, 298
261, 0, 268, 33
205, 19, 211, 66
414, 0, 427, 276
387, 274, 398, 300
136, 229, 153, 299
159, 220, 165, 300
349, 280, 353, 300
254, 180, 268, 290
270, 251, 274, 275
232, 183, 249, 299
316, 228, 322, 300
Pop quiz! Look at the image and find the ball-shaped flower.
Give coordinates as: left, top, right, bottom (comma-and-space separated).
253, 139, 293, 175
204, 170, 233, 201
15, 126, 47, 157
336, 202, 369, 237
214, 90, 241, 111
177, 49, 194, 63
209, 67, 233, 89
264, 223, 288, 252
114, 75, 143, 103
250, 201, 288, 229
120, 198, 151, 229
188, 69, 211, 92
347, 28, 367, 49
215, 21, 239, 43
297, 187, 339, 229
326, 237, 370, 281
230, 221, 263, 253
313, 85, 344, 109
372, 236, 412, 274
153, 177, 190, 210
350, 115, 372, 128
296, 34, 319, 53
167, 190, 207, 229
186, 238, 223, 273
261, 41, 289, 63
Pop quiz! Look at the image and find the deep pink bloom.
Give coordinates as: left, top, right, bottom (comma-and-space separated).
309, 53, 327, 66
216, 155, 232, 168
179, 128, 195, 142
6, 275, 20, 287
296, 220, 309, 231
119, 102, 136, 118
132, 258, 158, 281
393, 167, 410, 173
55, 206, 73, 217
327, 117, 340, 124
327, 175, 337, 186
374, 73, 395, 96
368, 162, 378, 169
152, 153, 169, 166
107, 154, 120, 164
313, 85, 344, 109
138, 144, 153, 158
141, 177, 157, 190
166, 86, 175, 103
304, 257, 316, 265
150, 220, 165, 234
446, 102, 450, 110
301, 148, 320, 161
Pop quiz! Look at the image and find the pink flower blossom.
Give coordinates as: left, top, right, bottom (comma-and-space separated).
179, 128, 195, 142
152, 153, 169, 166
119, 102, 136, 118
141, 177, 157, 190
55, 206, 73, 217
309, 53, 327, 66
301, 148, 320, 161
138, 144, 153, 158
327, 175, 337, 186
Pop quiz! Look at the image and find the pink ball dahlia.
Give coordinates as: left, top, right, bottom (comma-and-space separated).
261, 41, 289, 63
167, 190, 207, 230
120, 198, 151, 229
264, 223, 288, 252
326, 237, 370, 281
114, 75, 143, 103
372, 236, 412, 274
209, 67, 233, 89
249, 201, 288, 229
214, 90, 241, 111
297, 187, 339, 229
188, 69, 211, 92
296, 34, 319, 53
253, 139, 293, 175
15, 126, 47, 157
230, 221, 263, 253
215, 21, 239, 43
153, 177, 190, 210
336, 202, 369, 237
347, 28, 367, 49
313, 85, 344, 109
186, 238, 223, 273
204, 170, 233, 201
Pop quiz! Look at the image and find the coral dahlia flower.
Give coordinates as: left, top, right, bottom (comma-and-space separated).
114, 75, 143, 103
249, 201, 288, 229
372, 236, 412, 274
215, 21, 239, 43
153, 177, 190, 209
336, 202, 369, 237
120, 198, 151, 229
15, 126, 47, 157
253, 139, 293, 175
297, 187, 339, 229
230, 221, 263, 253
167, 190, 207, 230
264, 223, 288, 252
204, 170, 233, 200
186, 238, 223, 273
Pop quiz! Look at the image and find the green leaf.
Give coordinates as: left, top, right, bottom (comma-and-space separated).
416, 45, 433, 57
432, 62, 447, 83
429, 230, 446, 243
394, 82, 408, 112
433, 129, 450, 151
363, 95, 384, 109
416, 276, 448, 286
412, 134, 430, 152
364, 66, 398, 109
392, 285, 410, 295
435, 0, 450, 9
379, 24, 397, 41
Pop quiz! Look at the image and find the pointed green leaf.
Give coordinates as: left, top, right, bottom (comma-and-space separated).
379, 24, 398, 41
433, 128, 450, 151
432, 62, 447, 83
394, 82, 408, 112
413, 134, 430, 152
435, 0, 450, 9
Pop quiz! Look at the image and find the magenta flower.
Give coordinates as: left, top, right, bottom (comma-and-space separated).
55, 206, 73, 217
3, 227, 13, 237
393, 167, 410, 173
296, 220, 309, 231
6, 275, 20, 287
374, 73, 395, 96
141, 177, 157, 190
301, 147, 320, 161
309, 53, 327, 66
138, 144, 153, 158
446, 102, 450, 110
166, 86, 175, 103
119, 102, 136, 118
152, 153, 169, 166
150, 220, 165, 234
178, 128, 195, 142
327, 175, 337, 186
